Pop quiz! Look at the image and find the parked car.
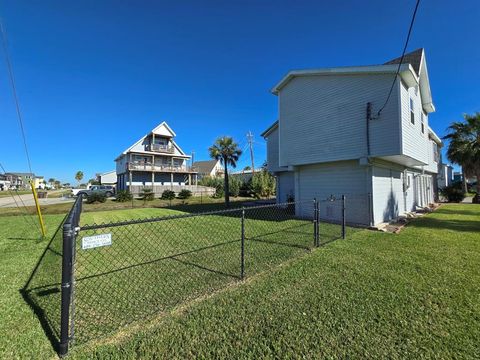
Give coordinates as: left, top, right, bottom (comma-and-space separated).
74, 185, 115, 198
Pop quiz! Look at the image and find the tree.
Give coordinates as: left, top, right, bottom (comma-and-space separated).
209, 136, 242, 207
443, 112, 480, 202
243, 166, 251, 171
75, 171, 84, 186
48, 178, 55, 186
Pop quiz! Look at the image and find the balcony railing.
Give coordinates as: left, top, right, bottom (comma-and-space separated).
127, 162, 195, 173
146, 144, 175, 154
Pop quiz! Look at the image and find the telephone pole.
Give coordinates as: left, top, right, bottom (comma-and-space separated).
247, 131, 255, 174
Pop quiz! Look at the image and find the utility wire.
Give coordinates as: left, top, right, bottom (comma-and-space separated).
377, 0, 421, 117
0, 162, 39, 230
0, 19, 34, 174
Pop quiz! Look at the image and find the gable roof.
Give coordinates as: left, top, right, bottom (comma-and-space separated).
384, 48, 423, 76
261, 120, 279, 138
115, 121, 189, 160
193, 160, 220, 174
271, 48, 435, 113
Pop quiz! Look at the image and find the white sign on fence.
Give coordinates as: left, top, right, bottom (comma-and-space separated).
82, 233, 112, 250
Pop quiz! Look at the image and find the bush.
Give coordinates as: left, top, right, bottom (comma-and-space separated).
178, 189, 192, 199
177, 189, 192, 200
140, 188, 155, 203
440, 184, 466, 203
161, 190, 176, 200
199, 176, 224, 198
229, 176, 242, 197
116, 190, 133, 202
251, 170, 276, 199
86, 192, 107, 204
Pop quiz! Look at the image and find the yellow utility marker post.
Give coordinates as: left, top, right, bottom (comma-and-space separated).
30, 180, 46, 237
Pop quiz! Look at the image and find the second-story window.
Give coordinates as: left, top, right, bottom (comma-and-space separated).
433, 142, 439, 162
410, 98, 415, 125
421, 113, 425, 134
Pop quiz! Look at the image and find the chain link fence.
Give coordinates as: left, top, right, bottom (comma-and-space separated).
26, 195, 365, 356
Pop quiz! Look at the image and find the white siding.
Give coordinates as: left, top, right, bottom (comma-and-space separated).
278, 74, 401, 167
372, 166, 404, 224
295, 160, 370, 225
276, 172, 295, 203
399, 81, 430, 165
423, 139, 439, 174
116, 155, 127, 175
266, 127, 285, 173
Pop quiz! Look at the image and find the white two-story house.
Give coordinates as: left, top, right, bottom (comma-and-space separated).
262, 48, 442, 226
115, 122, 198, 195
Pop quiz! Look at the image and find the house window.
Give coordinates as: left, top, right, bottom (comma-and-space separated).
410, 98, 415, 124
433, 142, 439, 162
421, 113, 425, 134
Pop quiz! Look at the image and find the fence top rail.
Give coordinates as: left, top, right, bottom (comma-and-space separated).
64, 196, 82, 227
79, 200, 311, 231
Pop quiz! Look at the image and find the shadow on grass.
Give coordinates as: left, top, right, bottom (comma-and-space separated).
434, 207, 480, 217
408, 216, 480, 233
20, 214, 67, 355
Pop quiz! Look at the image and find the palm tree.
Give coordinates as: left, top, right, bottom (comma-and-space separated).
443, 112, 480, 201
75, 171, 84, 187
209, 136, 242, 207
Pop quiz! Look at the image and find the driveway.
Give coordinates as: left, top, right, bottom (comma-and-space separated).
0, 192, 74, 208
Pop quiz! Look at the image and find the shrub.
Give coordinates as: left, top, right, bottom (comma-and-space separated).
140, 188, 155, 203
239, 179, 253, 197
440, 184, 466, 203
86, 192, 107, 204
251, 170, 276, 199
199, 175, 224, 198
116, 190, 133, 202
229, 176, 242, 197
177, 189, 192, 200
161, 190, 176, 200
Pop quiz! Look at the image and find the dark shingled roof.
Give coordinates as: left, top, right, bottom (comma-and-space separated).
384, 48, 423, 76
192, 160, 219, 174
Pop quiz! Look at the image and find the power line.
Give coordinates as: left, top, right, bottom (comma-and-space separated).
377, 0, 421, 117
0, 20, 33, 174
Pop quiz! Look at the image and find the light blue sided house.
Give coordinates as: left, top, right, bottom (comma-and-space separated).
262, 49, 442, 226
115, 122, 198, 195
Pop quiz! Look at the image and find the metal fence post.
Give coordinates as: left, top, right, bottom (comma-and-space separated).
313, 198, 317, 247
342, 195, 346, 239
240, 207, 245, 280
59, 222, 74, 357
316, 199, 320, 247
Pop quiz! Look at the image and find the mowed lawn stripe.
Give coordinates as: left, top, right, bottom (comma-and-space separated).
69, 204, 480, 359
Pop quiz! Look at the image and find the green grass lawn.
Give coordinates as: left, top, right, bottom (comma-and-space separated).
1, 204, 479, 358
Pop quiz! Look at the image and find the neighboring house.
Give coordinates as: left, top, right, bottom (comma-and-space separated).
437, 163, 454, 189
192, 160, 224, 179
34, 176, 45, 189
115, 122, 198, 195
5, 172, 35, 189
231, 168, 263, 182
262, 48, 442, 226
96, 170, 117, 186
0, 174, 10, 191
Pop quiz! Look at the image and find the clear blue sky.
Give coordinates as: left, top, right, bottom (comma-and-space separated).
1, 0, 478, 183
